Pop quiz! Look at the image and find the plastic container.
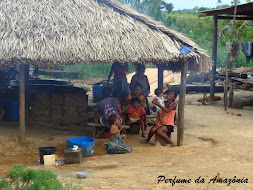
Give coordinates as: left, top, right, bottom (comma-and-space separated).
240, 73, 248, 79
38, 146, 56, 164
64, 148, 83, 164
76, 171, 88, 179
67, 136, 95, 157
92, 85, 103, 102
43, 154, 57, 166
2, 99, 19, 121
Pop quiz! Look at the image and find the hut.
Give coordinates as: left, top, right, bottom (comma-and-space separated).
0, 0, 212, 145
199, 2, 253, 103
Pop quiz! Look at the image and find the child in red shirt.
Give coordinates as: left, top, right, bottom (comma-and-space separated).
128, 98, 147, 137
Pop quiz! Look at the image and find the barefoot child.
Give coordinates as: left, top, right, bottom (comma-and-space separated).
153, 88, 164, 125
128, 98, 147, 137
140, 90, 177, 147
108, 114, 126, 141
107, 114, 132, 154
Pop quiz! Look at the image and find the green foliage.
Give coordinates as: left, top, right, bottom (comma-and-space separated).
117, 0, 173, 20
217, 4, 231, 9
218, 20, 253, 42
163, 13, 253, 68
196, 7, 211, 11
231, 0, 240, 5
0, 177, 10, 190
164, 13, 214, 58
63, 63, 113, 79
0, 165, 82, 190
61, 1, 253, 79
63, 181, 84, 190
62, 62, 150, 80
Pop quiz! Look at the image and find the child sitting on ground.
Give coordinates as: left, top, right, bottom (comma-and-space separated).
153, 88, 164, 126
128, 98, 147, 137
108, 114, 126, 141
107, 114, 132, 154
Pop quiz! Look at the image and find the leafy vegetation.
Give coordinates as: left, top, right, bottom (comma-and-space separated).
62, 62, 142, 79
117, 0, 174, 19
164, 12, 253, 68
61, 0, 253, 79
0, 165, 82, 190
63, 63, 113, 79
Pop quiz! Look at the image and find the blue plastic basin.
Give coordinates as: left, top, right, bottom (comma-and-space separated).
67, 136, 95, 157
92, 85, 103, 102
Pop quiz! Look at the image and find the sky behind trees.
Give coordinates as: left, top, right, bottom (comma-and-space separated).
168, 0, 247, 10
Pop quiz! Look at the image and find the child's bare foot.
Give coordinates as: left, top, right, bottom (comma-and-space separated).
144, 130, 148, 135
170, 142, 176, 147
142, 134, 146, 138
139, 139, 149, 143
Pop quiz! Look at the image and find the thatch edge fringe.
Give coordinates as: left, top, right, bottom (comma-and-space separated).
98, 0, 212, 71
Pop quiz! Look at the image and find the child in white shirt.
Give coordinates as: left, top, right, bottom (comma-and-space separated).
153, 88, 164, 125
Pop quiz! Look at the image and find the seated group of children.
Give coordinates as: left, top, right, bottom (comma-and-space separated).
107, 97, 147, 140
107, 87, 177, 154
108, 87, 170, 141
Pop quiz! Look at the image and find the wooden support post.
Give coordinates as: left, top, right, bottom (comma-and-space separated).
210, 15, 218, 102
229, 82, 233, 107
25, 65, 29, 121
19, 64, 26, 143
34, 66, 39, 76
177, 61, 188, 146
158, 65, 164, 89
224, 3, 237, 111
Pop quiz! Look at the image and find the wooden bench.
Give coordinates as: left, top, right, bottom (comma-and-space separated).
147, 114, 157, 126
147, 114, 157, 119
87, 123, 106, 139
87, 123, 130, 139
129, 115, 157, 134
129, 123, 140, 134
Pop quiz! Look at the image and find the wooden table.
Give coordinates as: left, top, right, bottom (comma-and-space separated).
230, 77, 253, 85
229, 77, 253, 107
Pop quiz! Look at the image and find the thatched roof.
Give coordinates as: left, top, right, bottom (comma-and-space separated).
0, 0, 212, 72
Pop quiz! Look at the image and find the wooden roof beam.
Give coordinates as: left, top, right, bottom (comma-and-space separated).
199, 2, 253, 17
217, 16, 253, 20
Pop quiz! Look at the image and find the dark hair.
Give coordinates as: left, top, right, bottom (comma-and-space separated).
131, 97, 140, 105
165, 90, 178, 100
108, 114, 118, 127
134, 82, 142, 89
136, 64, 145, 72
154, 88, 163, 96
102, 87, 112, 98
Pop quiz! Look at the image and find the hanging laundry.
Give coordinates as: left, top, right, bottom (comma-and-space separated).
226, 42, 241, 61
241, 42, 253, 64
241, 42, 252, 56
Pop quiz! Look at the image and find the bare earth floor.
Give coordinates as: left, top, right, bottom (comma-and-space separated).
0, 91, 252, 190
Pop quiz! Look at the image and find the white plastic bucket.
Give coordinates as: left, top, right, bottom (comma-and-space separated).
43, 154, 58, 166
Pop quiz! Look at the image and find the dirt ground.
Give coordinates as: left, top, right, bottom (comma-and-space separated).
0, 90, 252, 190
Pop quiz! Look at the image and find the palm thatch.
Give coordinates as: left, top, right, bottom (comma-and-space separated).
0, 0, 212, 72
